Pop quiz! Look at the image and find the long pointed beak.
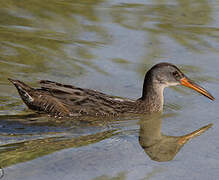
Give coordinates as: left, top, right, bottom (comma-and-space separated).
180, 77, 215, 101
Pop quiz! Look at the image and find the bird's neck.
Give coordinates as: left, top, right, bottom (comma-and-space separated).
139, 77, 165, 112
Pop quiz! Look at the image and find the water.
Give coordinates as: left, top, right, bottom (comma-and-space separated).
0, 0, 219, 179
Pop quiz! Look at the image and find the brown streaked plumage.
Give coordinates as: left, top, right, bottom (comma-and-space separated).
8, 63, 214, 117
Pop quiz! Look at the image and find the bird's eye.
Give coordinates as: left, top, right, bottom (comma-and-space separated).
172, 71, 180, 78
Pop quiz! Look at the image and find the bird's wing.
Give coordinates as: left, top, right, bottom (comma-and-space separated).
39, 80, 82, 94
39, 80, 110, 97
39, 80, 114, 105
38, 80, 135, 116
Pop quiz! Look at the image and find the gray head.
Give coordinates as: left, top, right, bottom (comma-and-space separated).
142, 62, 214, 100
146, 63, 184, 87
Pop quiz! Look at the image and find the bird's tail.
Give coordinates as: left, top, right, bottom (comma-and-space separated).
8, 78, 35, 104
8, 78, 32, 92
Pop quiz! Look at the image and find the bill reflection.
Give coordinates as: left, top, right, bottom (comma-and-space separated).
139, 114, 212, 162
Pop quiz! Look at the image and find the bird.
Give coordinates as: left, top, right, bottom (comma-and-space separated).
8, 62, 214, 117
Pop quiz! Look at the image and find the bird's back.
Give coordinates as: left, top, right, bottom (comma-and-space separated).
9, 79, 137, 117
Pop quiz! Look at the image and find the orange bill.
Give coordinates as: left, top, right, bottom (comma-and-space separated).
180, 77, 215, 101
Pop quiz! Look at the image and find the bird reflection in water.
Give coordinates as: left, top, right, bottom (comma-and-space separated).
139, 114, 212, 162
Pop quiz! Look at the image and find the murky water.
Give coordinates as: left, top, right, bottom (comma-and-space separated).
0, 0, 219, 179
